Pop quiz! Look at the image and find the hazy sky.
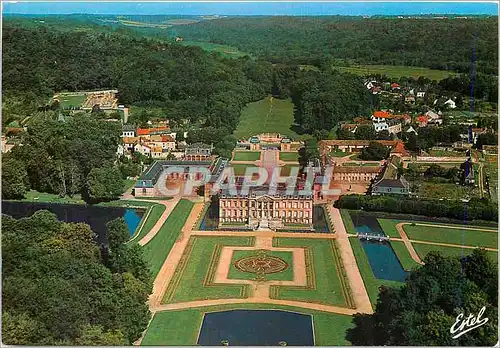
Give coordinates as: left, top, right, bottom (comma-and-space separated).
3, 1, 498, 16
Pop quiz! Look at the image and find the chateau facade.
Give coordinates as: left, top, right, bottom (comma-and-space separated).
218, 187, 314, 230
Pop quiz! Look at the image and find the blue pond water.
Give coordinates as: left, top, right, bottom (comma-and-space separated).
360, 240, 408, 282
197, 310, 314, 346
349, 211, 408, 282
2, 201, 143, 245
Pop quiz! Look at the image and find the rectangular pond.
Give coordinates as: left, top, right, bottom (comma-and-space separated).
348, 211, 408, 282
360, 240, 408, 282
197, 309, 314, 346
2, 201, 144, 246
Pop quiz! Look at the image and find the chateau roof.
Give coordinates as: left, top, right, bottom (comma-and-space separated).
334, 166, 381, 173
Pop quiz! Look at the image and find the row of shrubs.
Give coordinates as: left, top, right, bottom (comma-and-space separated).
334, 194, 498, 222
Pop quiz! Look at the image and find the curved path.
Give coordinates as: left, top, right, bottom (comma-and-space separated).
393, 222, 498, 266
395, 223, 425, 265
137, 197, 180, 246
409, 239, 498, 252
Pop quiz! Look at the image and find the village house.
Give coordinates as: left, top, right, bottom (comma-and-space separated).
122, 124, 136, 137
416, 115, 430, 127
425, 110, 443, 125
483, 145, 498, 155
371, 110, 392, 123
371, 155, 410, 195
444, 98, 456, 109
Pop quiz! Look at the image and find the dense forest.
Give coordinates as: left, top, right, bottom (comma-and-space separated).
2, 212, 151, 345
348, 249, 498, 345
171, 16, 498, 74
2, 115, 124, 203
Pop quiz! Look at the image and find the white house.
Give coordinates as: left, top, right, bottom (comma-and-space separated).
134, 143, 151, 156
406, 126, 418, 135
444, 99, 456, 109
122, 124, 136, 137
416, 91, 426, 98
374, 122, 389, 132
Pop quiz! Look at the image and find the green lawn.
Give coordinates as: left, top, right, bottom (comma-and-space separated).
348, 237, 404, 305
390, 241, 421, 271
428, 150, 466, 157
232, 151, 261, 161
22, 190, 85, 204
141, 199, 194, 277
280, 164, 300, 177
340, 210, 356, 234
228, 250, 294, 281
403, 224, 498, 248
123, 179, 136, 191
417, 181, 481, 200
271, 238, 352, 307
343, 162, 380, 167
180, 40, 250, 59
162, 236, 254, 304
141, 303, 354, 346
412, 243, 498, 263
229, 164, 259, 176
329, 151, 349, 157
233, 97, 298, 139
57, 94, 87, 109
335, 64, 457, 80
279, 152, 299, 162
377, 219, 402, 238
128, 203, 166, 243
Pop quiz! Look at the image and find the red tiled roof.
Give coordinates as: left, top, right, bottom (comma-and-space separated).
391, 83, 400, 88
417, 115, 429, 123
373, 111, 391, 119
391, 140, 409, 156
161, 135, 175, 142
137, 128, 150, 136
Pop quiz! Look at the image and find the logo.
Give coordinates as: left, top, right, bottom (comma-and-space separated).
450, 306, 489, 339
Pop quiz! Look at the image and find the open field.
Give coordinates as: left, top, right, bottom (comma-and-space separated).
180, 40, 249, 59
413, 243, 498, 263
22, 190, 85, 204
428, 150, 466, 157
416, 181, 480, 200
162, 236, 254, 304
335, 64, 457, 80
279, 152, 300, 162
232, 151, 260, 161
271, 238, 352, 307
142, 199, 194, 277
141, 303, 354, 346
403, 224, 498, 248
57, 94, 87, 109
233, 97, 297, 140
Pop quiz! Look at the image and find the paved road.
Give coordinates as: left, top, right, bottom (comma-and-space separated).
395, 223, 425, 265
327, 205, 373, 314
137, 197, 181, 246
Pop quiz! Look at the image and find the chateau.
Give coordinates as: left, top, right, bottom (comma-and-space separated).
218, 186, 314, 230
